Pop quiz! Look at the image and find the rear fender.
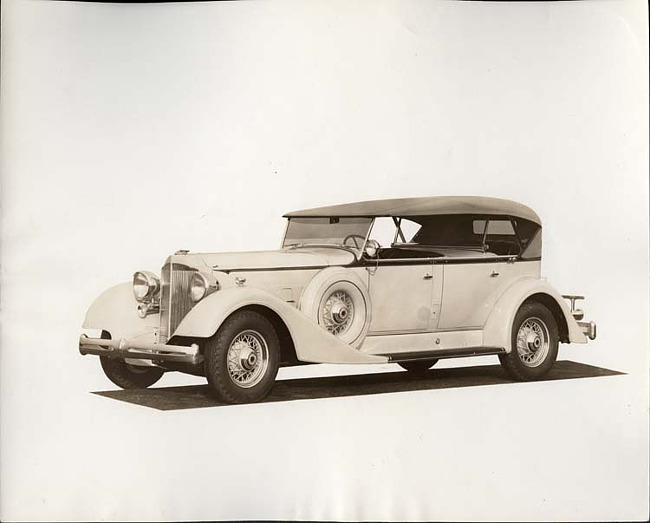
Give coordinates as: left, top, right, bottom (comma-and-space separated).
173, 287, 386, 364
483, 277, 586, 352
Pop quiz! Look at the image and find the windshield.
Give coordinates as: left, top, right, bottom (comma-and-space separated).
282, 217, 373, 250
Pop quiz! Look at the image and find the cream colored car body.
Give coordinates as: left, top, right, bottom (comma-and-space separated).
81, 197, 594, 372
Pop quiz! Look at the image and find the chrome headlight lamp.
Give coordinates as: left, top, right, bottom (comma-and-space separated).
133, 271, 160, 302
190, 272, 218, 302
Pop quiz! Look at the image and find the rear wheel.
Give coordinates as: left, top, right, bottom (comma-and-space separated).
398, 359, 439, 374
499, 302, 559, 380
204, 310, 280, 404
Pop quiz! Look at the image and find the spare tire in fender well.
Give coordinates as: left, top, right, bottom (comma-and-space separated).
299, 267, 372, 348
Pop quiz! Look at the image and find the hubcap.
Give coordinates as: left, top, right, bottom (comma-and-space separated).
227, 330, 269, 388
526, 332, 542, 351
321, 290, 355, 336
330, 301, 350, 323
516, 317, 550, 367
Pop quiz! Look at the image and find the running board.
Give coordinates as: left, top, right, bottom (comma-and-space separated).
385, 347, 505, 363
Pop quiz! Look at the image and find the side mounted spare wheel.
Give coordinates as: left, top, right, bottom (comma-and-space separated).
299, 267, 372, 347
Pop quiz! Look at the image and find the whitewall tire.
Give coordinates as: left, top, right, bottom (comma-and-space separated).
299, 268, 371, 347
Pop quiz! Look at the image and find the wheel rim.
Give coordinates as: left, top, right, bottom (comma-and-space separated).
227, 329, 269, 388
516, 317, 550, 368
320, 290, 355, 336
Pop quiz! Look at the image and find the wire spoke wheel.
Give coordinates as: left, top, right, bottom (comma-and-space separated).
226, 329, 270, 388
499, 302, 559, 381
320, 290, 355, 336
205, 310, 280, 404
300, 269, 371, 347
516, 317, 550, 368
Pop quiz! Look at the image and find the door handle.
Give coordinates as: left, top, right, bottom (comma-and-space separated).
490, 271, 500, 277
423, 273, 433, 280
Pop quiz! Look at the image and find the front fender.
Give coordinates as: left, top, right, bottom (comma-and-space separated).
82, 282, 158, 341
483, 277, 587, 352
173, 287, 387, 364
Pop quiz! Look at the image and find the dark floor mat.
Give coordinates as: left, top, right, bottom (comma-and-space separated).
92, 360, 624, 411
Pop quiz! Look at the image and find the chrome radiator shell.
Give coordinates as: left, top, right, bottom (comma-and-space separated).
159, 263, 197, 342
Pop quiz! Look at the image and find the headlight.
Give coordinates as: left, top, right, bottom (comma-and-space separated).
190, 272, 210, 302
133, 271, 160, 302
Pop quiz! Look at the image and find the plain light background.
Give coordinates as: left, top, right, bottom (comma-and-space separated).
1, 0, 648, 521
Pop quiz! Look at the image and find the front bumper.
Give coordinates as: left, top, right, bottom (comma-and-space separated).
79, 335, 202, 364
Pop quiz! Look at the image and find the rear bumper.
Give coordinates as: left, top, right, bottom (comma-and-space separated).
577, 321, 597, 341
79, 335, 202, 364
562, 295, 596, 341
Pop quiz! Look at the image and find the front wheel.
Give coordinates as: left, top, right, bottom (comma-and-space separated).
499, 302, 559, 381
204, 310, 280, 404
100, 357, 165, 389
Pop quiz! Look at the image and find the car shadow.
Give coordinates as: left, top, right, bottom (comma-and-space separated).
92, 360, 624, 411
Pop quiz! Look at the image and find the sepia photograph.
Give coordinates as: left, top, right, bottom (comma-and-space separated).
1, 0, 648, 521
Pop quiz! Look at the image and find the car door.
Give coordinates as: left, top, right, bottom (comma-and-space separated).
437, 258, 516, 330
367, 260, 441, 333
363, 217, 442, 333
437, 217, 536, 330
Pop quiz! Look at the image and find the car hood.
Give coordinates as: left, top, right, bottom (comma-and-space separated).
168, 247, 356, 272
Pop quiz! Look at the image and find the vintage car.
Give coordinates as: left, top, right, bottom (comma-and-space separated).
80, 196, 597, 404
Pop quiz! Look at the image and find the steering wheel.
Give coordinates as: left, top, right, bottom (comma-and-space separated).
342, 234, 366, 250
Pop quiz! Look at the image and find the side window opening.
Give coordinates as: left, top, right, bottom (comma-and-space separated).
482, 219, 519, 255
396, 218, 422, 243
411, 216, 485, 249
472, 220, 488, 235
486, 220, 515, 235
368, 217, 398, 247
368, 215, 538, 259
368, 218, 432, 259
368, 217, 423, 247
512, 218, 542, 259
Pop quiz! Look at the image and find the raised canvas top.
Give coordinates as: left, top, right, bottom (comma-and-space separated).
284, 196, 541, 225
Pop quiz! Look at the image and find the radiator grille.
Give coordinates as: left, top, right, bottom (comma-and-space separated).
159, 263, 197, 342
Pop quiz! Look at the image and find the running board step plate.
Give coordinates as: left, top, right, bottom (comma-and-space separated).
385, 347, 505, 362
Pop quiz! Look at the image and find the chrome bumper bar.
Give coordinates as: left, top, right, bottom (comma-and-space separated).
562, 295, 596, 341
577, 321, 597, 341
79, 335, 202, 364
